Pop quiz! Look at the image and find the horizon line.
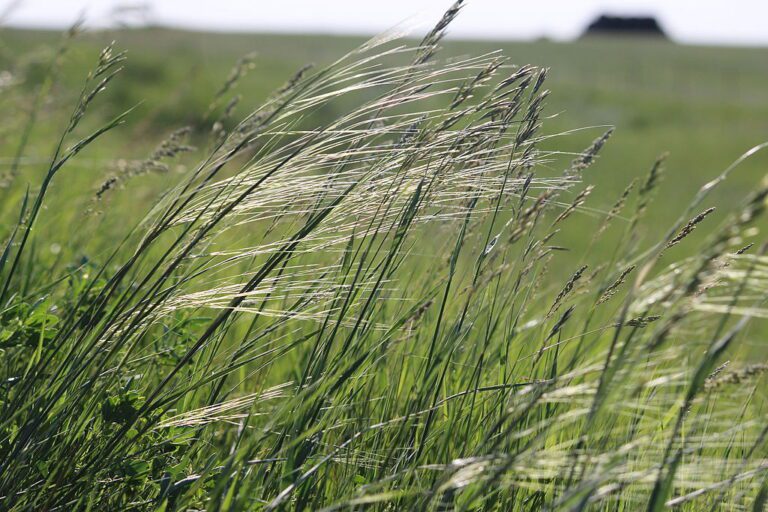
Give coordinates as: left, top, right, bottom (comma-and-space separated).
2, 21, 767, 50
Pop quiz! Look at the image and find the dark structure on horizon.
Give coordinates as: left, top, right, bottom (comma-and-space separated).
584, 15, 668, 39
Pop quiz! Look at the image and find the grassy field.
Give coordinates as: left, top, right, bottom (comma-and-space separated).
2, 28, 767, 229
0, 13, 767, 510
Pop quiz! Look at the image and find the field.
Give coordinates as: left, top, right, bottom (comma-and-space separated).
0, 12, 767, 511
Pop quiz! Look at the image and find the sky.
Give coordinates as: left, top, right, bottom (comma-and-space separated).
3, 0, 768, 46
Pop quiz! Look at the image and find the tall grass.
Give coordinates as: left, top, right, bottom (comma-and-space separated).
1, 3, 767, 510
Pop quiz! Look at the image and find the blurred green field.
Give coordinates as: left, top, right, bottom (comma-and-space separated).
1, 28, 767, 257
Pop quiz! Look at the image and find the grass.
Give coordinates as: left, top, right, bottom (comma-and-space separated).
0, 3, 767, 510
1, 27, 767, 282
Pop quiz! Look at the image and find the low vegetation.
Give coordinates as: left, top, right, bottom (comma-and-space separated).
0, 3, 766, 510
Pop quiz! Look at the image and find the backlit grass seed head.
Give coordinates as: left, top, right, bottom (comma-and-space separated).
594, 178, 636, 239
704, 364, 768, 390
552, 185, 594, 226
666, 206, 716, 249
597, 265, 635, 305
548, 264, 587, 318
633, 153, 666, 223
566, 128, 614, 175
95, 127, 194, 201
625, 315, 662, 328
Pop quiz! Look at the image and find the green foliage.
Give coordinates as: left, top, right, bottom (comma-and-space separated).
0, 299, 59, 349
0, 6, 766, 511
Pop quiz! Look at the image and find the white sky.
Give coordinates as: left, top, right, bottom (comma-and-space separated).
3, 0, 768, 46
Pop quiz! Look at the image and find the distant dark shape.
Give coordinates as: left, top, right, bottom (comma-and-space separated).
584, 15, 668, 39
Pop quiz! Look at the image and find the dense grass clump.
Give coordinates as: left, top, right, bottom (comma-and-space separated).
0, 4, 767, 510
